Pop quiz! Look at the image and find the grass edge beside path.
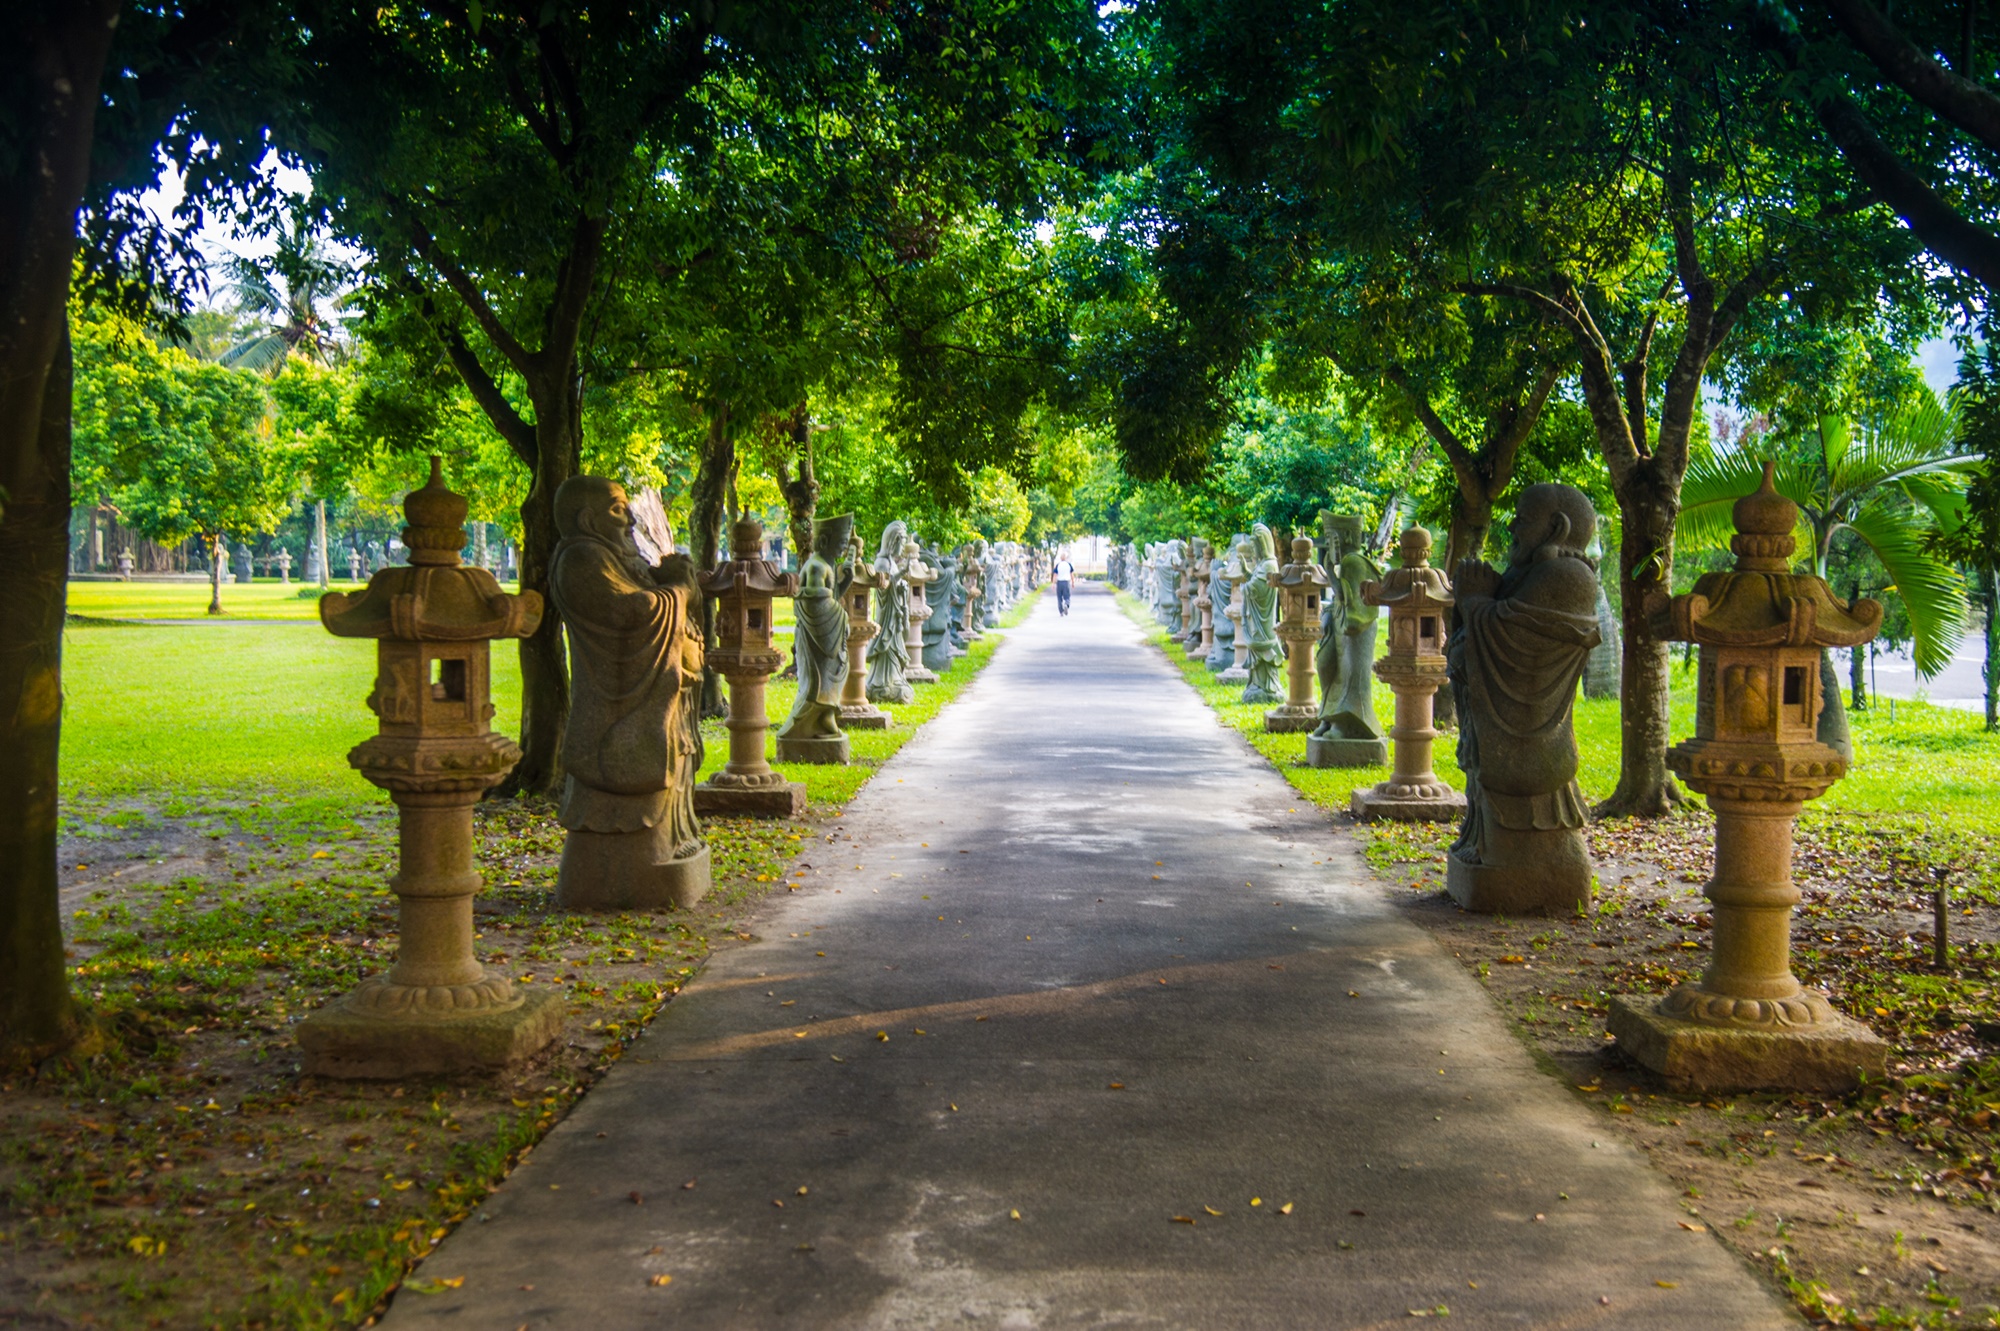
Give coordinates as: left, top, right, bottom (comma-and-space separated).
5, 588, 1043, 1331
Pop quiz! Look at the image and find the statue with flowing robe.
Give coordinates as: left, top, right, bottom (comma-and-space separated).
550, 476, 710, 909
866, 521, 914, 703
775, 513, 852, 758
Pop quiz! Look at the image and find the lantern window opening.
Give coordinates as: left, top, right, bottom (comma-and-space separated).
431, 657, 468, 702
1420, 616, 1437, 638
749, 607, 766, 631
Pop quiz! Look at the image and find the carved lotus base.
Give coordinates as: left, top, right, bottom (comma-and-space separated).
1661, 982, 1835, 1029
1607, 994, 1887, 1093
297, 985, 563, 1080
1351, 781, 1465, 823
1264, 703, 1318, 733
838, 703, 892, 730
347, 971, 520, 1016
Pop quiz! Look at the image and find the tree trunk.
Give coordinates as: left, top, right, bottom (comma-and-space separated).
776, 404, 818, 567
1983, 565, 1998, 733
315, 497, 330, 590
1596, 472, 1684, 817
498, 379, 582, 797
0, 324, 86, 1065
689, 409, 733, 720
208, 535, 224, 615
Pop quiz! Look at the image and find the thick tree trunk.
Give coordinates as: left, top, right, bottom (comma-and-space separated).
0, 326, 85, 1065
499, 383, 581, 797
207, 534, 224, 615
315, 497, 330, 590
689, 410, 733, 719
1596, 471, 1685, 817
1983, 566, 1998, 733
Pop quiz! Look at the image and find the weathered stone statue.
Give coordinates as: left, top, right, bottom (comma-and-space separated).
981, 541, 1004, 629
867, 521, 915, 704
1308, 513, 1388, 767
549, 476, 711, 910
1445, 483, 1601, 914
1162, 539, 1185, 635
923, 547, 959, 672
1351, 527, 1466, 822
1239, 524, 1286, 704
775, 513, 853, 765
958, 539, 986, 639
1206, 536, 1243, 674
1582, 522, 1622, 700
1191, 540, 1217, 658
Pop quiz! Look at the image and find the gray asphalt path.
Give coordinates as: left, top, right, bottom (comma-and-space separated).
383, 580, 1795, 1330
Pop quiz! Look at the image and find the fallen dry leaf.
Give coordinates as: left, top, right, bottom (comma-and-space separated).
649, 1274, 673, 1287
1171, 1215, 1196, 1225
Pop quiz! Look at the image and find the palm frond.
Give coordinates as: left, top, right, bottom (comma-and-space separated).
220, 334, 290, 374
1846, 498, 1970, 679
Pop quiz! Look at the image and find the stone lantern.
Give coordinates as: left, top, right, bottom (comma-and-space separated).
1609, 463, 1887, 1091
903, 539, 939, 685
275, 549, 293, 584
1265, 536, 1329, 732
839, 536, 892, 729
114, 549, 134, 580
694, 516, 805, 818
299, 457, 560, 1077
1351, 527, 1466, 823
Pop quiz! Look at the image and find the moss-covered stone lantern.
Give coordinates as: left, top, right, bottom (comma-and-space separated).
1266, 536, 1329, 732
1609, 463, 1888, 1091
694, 516, 805, 817
299, 457, 561, 1078
1352, 526, 1466, 823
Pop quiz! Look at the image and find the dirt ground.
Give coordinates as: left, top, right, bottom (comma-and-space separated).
1372, 811, 2000, 1329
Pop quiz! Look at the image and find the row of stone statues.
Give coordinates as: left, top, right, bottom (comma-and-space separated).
1110, 489, 1612, 921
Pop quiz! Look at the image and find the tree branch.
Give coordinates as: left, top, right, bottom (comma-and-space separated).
396, 201, 535, 371
1824, 0, 2000, 154
433, 317, 537, 470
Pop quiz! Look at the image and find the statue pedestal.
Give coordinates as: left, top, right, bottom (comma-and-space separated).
694, 780, 806, 818
1264, 703, 1318, 733
299, 988, 565, 1079
1445, 831, 1589, 914
556, 833, 711, 910
1606, 997, 1887, 1093
1306, 735, 1387, 767
776, 734, 850, 764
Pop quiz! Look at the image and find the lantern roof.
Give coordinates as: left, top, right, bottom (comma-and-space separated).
321, 457, 542, 642
1664, 463, 1882, 650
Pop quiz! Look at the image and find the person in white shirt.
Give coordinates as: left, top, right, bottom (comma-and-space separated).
1052, 554, 1075, 615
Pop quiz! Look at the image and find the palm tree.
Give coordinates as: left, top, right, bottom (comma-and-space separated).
218, 222, 352, 373
1678, 400, 1978, 756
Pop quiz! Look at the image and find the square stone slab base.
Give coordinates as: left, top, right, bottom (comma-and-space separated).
298, 987, 565, 1079
1216, 666, 1250, 684
557, 838, 711, 911
1445, 840, 1590, 915
775, 734, 850, 765
1352, 786, 1466, 823
1607, 996, 1889, 1093
839, 706, 892, 731
694, 781, 806, 818
1307, 736, 1389, 768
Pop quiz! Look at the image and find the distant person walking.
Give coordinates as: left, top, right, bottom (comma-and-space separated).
1053, 554, 1074, 616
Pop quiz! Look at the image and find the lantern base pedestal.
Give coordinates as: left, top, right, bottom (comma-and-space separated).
775, 734, 850, 765
298, 986, 564, 1080
1351, 783, 1465, 823
1306, 735, 1388, 768
839, 704, 892, 730
1445, 831, 1590, 914
1264, 704, 1318, 733
556, 833, 711, 911
694, 780, 807, 818
1606, 995, 1888, 1093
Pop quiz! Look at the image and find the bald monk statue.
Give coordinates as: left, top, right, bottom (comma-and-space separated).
550, 476, 711, 910
1444, 482, 1601, 914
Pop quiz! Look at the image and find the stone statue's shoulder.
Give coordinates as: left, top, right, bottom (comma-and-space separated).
1514, 554, 1602, 616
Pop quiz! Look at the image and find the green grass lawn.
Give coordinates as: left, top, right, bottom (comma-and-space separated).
1113, 591, 2000, 833
68, 578, 800, 629
61, 591, 1012, 821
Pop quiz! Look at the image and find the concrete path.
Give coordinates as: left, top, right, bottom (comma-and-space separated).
384, 581, 1796, 1330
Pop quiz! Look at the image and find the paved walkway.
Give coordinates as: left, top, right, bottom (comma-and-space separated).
385, 581, 1795, 1330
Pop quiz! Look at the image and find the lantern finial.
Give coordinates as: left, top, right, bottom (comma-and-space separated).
1729, 459, 1797, 571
